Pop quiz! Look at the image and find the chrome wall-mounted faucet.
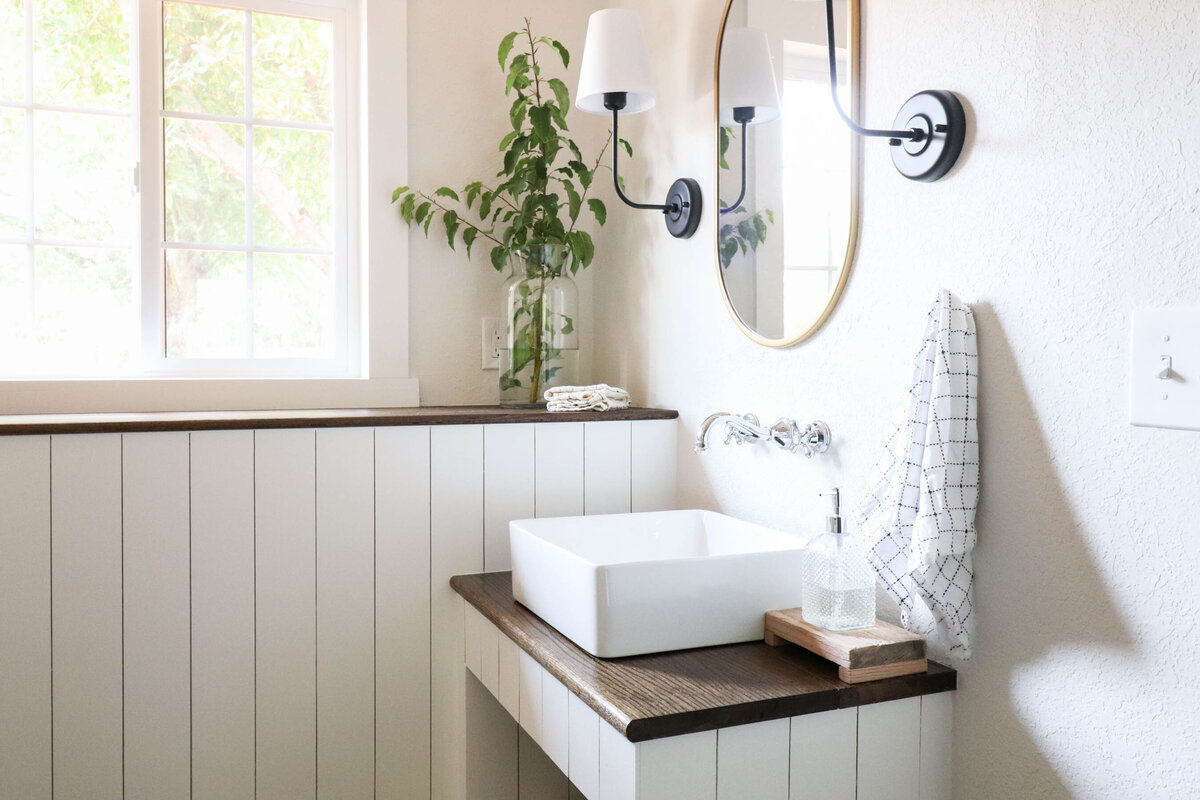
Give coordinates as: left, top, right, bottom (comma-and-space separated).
694, 413, 831, 458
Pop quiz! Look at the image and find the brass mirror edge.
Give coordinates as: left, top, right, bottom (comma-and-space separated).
713, 0, 864, 348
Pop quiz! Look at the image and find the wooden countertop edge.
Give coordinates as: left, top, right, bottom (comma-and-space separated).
451, 572, 956, 743
0, 405, 678, 436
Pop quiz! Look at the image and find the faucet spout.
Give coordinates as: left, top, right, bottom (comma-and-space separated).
694, 412, 733, 452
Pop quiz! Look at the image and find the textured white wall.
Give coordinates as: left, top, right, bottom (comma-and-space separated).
583, 0, 1200, 797
407, 0, 1200, 795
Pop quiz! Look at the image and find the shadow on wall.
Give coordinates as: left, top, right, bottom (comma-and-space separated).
956, 303, 1133, 798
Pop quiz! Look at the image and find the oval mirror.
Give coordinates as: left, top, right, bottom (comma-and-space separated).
715, 0, 861, 346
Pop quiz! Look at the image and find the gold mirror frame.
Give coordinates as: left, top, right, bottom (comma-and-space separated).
714, 0, 863, 348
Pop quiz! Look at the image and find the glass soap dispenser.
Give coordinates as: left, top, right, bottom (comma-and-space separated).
802, 489, 876, 632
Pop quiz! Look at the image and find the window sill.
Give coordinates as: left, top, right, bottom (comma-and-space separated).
0, 377, 420, 416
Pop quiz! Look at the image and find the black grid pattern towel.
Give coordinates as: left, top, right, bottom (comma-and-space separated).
855, 289, 978, 661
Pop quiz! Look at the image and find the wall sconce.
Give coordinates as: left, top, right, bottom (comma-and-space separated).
822, 0, 966, 182
576, 9, 702, 239
717, 26, 781, 214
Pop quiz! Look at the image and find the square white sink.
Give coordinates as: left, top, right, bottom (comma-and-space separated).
509, 510, 808, 658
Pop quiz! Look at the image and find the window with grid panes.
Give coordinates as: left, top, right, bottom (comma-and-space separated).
0, 0, 356, 378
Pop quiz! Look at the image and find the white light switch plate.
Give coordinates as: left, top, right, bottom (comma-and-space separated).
1130, 307, 1200, 431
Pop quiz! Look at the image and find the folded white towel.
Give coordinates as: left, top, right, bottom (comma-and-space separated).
544, 384, 631, 412
855, 289, 978, 661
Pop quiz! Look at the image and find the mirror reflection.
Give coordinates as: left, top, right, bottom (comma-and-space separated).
717, 0, 859, 345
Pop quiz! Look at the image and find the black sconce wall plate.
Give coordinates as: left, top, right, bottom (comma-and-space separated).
890, 90, 966, 182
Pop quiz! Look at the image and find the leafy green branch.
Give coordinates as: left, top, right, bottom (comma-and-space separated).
393, 18, 620, 277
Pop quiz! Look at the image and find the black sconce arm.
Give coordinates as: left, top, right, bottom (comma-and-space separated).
719, 119, 748, 215
824, 0, 923, 144
602, 91, 702, 238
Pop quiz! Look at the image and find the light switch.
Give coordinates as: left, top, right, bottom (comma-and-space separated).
1130, 308, 1200, 431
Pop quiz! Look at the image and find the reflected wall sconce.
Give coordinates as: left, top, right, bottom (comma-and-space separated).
576, 9, 702, 239
822, 0, 966, 182
717, 26, 781, 214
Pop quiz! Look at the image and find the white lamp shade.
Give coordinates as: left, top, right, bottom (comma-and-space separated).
719, 27, 781, 126
576, 9, 657, 115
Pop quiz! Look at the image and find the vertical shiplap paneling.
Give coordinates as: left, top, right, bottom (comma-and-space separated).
518, 650, 544, 747
518, 727, 567, 800
315, 428, 375, 800
567, 692, 600, 800
583, 421, 632, 515
598, 721, 637, 800
255, 429, 318, 800
790, 708, 857, 800
497, 634, 521, 719
483, 423, 535, 571
0, 436, 51, 799
858, 696, 921, 800
430, 424, 484, 800
920, 693, 954, 800
630, 419, 677, 512
717, 718, 789, 800
51, 434, 124, 800
191, 430, 256, 800
479, 615, 500, 696
637, 730, 717, 800
541, 673, 570, 774
375, 426, 431, 800
535, 422, 583, 518
123, 432, 191, 799
465, 603, 484, 681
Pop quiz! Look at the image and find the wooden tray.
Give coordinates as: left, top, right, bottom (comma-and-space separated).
764, 608, 927, 684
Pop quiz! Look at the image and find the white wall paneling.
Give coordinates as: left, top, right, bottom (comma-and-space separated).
630, 419, 677, 513
584, 421, 632, 515
519, 650, 545, 747
374, 425, 432, 799
191, 430, 256, 800
0, 419, 675, 800
430, 424, 485, 800
789, 707, 857, 800
568, 692, 601, 799
638, 730, 718, 800
465, 602, 484, 682
484, 423, 535, 571
858, 696, 922, 800
920, 693, 954, 800
716, 718, 789, 800
122, 432, 191, 799
255, 429, 318, 800
534, 422, 584, 518
51, 434, 124, 800
0, 436, 51, 799
316, 428, 376, 800
542, 672, 570, 774
599, 720, 638, 800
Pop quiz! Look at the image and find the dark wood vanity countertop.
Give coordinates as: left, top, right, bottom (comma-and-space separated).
0, 405, 678, 436
451, 571, 956, 743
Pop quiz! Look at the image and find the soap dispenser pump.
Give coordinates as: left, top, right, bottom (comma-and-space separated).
801, 489, 876, 632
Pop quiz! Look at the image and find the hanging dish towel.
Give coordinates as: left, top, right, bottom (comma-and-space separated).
544, 384, 631, 412
855, 289, 978, 661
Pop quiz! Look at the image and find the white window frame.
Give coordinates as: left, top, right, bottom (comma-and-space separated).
0, 0, 418, 413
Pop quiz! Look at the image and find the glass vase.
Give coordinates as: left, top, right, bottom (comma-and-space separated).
499, 244, 579, 406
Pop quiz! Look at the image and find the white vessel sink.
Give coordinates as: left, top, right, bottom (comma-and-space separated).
509, 510, 808, 658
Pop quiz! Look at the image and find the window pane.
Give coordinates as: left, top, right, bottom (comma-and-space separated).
164, 118, 246, 244
34, 0, 130, 110
32, 245, 134, 373
0, 245, 31, 371
166, 248, 247, 358
34, 111, 133, 242
0, 0, 23, 101
252, 126, 331, 248
0, 109, 26, 237
163, 1, 244, 117
253, 253, 332, 358
252, 12, 331, 125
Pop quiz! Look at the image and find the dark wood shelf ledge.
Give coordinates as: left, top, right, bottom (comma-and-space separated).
0, 405, 678, 436
451, 571, 955, 743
